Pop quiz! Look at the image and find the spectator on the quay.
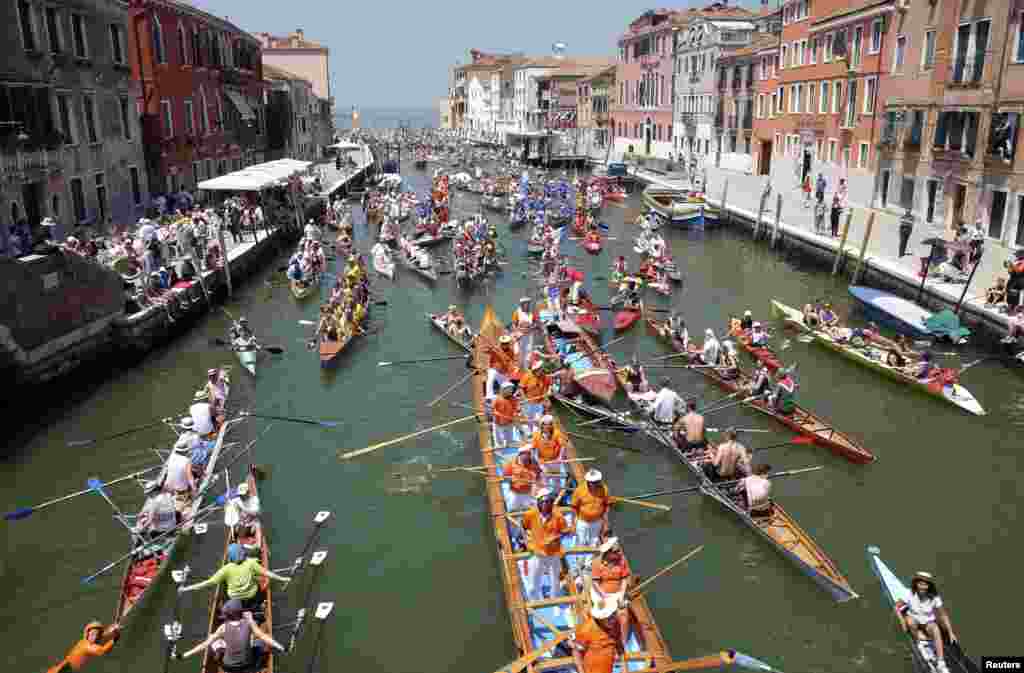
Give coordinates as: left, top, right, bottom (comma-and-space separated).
830, 194, 842, 237
898, 209, 915, 258
815, 173, 827, 204
837, 178, 849, 209
969, 219, 985, 265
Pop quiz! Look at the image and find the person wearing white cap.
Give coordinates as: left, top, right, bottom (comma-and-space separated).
510, 297, 537, 369
749, 321, 769, 347
133, 480, 179, 539
492, 382, 521, 449
740, 309, 754, 331
700, 328, 721, 366
503, 445, 541, 512
486, 334, 518, 400
162, 439, 196, 504
525, 415, 566, 488
571, 469, 610, 547
521, 488, 571, 601
189, 399, 214, 437
304, 218, 322, 242
204, 368, 227, 416
571, 592, 625, 673
719, 341, 739, 380
588, 536, 632, 648
231, 482, 262, 540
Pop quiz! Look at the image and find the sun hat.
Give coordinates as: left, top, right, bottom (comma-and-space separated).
585, 469, 603, 483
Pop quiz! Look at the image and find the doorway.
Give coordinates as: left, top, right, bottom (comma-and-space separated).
21, 182, 42, 233
644, 123, 652, 156
802, 150, 811, 183
989, 190, 1007, 239
759, 140, 772, 175
952, 183, 966, 230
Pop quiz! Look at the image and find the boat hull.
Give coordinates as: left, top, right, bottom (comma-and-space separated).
614, 309, 641, 331
235, 346, 258, 376
849, 286, 933, 339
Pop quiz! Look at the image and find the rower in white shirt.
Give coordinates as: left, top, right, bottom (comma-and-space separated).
650, 378, 686, 425
701, 328, 721, 365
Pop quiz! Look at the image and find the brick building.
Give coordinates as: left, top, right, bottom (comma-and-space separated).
576, 65, 617, 159
255, 29, 330, 103
263, 64, 315, 161
751, 0, 895, 187
128, 0, 265, 196
1, 0, 149, 254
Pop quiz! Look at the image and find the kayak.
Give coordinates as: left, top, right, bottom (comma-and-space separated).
234, 340, 258, 376
614, 308, 641, 331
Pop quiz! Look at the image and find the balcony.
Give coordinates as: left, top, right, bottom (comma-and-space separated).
949, 58, 984, 87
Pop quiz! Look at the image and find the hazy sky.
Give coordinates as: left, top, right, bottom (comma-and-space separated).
186, 0, 765, 108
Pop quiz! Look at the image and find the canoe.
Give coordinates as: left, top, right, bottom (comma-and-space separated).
412, 232, 450, 248
867, 546, 980, 673
614, 309, 641, 332
472, 307, 672, 671
200, 464, 273, 673
426, 313, 476, 353
632, 400, 858, 602
649, 319, 875, 464
234, 340, 258, 376
770, 299, 985, 416
730, 331, 783, 372
540, 316, 616, 404
849, 286, 970, 343
583, 239, 602, 255
114, 370, 234, 626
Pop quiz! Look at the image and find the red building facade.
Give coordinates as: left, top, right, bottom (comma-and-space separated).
127, 0, 265, 197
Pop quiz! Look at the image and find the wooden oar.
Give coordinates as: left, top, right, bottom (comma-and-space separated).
627, 544, 704, 598
627, 465, 824, 500
66, 418, 174, 447
377, 354, 469, 367
610, 496, 672, 512
625, 650, 782, 673
648, 351, 690, 362
239, 411, 341, 428
4, 465, 163, 521
86, 478, 136, 535
492, 630, 572, 673
427, 371, 475, 407
564, 431, 645, 454
639, 364, 716, 369
338, 415, 479, 460
211, 338, 286, 354
706, 427, 771, 434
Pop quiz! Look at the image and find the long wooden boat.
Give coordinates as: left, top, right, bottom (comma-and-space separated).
770, 300, 985, 416
397, 238, 438, 282
730, 330, 783, 372
473, 307, 673, 672
426, 312, 476, 352
629, 396, 858, 602
648, 319, 875, 464
538, 311, 616, 404
615, 308, 642, 332
867, 546, 980, 673
114, 370, 235, 625
200, 464, 274, 673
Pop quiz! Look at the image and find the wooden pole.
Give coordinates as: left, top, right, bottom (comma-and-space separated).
954, 257, 983, 315
851, 211, 875, 285
755, 190, 767, 238
771, 192, 782, 247
719, 179, 729, 227
831, 210, 853, 276
217, 224, 232, 298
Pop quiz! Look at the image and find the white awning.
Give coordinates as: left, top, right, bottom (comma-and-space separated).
224, 89, 256, 121
711, 21, 756, 30
197, 158, 312, 192
328, 141, 363, 151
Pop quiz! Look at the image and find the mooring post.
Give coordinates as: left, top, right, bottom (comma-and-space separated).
771, 193, 783, 247
851, 212, 875, 285
832, 211, 853, 276
755, 191, 767, 238
720, 179, 729, 227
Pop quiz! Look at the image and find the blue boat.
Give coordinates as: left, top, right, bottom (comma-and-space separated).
848, 286, 970, 343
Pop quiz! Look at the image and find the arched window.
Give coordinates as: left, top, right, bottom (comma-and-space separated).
198, 86, 209, 133
51, 194, 60, 219
11, 202, 21, 224
177, 22, 188, 65
151, 17, 165, 64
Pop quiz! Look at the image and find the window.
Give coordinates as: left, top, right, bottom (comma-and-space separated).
70, 177, 85, 223
110, 24, 126, 64
908, 109, 924, 146
82, 94, 98, 144
192, 161, 200, 188
17, 0, 36, 52
1017, 11, 1024, 62
832, 81, 842, 113
160, 99, 172, 138
922, 30, 936, 69
55, 92, 75, 144
845, 79, 858, 127
177, 23, 189, 65
152, 17, 165, 64
870, 19, 883, 54
205, 159, 213, 180
852, 26, 863, 67
45, 6, 63, 54
864, 77, 877, 114
129, 166, 142, 206
789, 85, 796, 113
781, 44, 787, 69
794, 84, 802, 113
990, 190, 1008, 239
858, 142, 869, 168
184, 98, 194, 134
119, 97, 132, 140
836, 29, 847, 60
95, 173, 107, 224
71, 13, 87, 59
810, 37, 818, 64
819, 81, 829, 113
824, 33, 833, 62
894, 35, 906, 73
900, 177, 915, 209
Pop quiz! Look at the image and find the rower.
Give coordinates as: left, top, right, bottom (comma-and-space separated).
230, 482, 261, 545
619, 354, 648, 394
492, 382, 521, 449
517, 360, 551, 432
174, 598, 286, 670
611, 255, 627, 281
623, 280, 643, 312
205, 368, 227, 417
673, 399, 706, 453
718, 341, 740, 379
700, 328, 720, 366
568, 278, 588, 306
769, 368, 797, 414
287, 256, 303, 283
749, 363, 773, 399
571, 594, 625, 673
667, 314, 688, 347
703, 429, 751, 482
737, 463, 773, 516
133, 480, 179, 540
178, 543, 291, 613
750, 321, 769, 347
570, 469, 610, 547
47, 621, 120, 673
897, 571, 957, 673
527, 415, 567, 488
487, 334, 519, 399
587, 537, 631, 649
909, 351, 934, 380
303, 218, 321, 241
443, 304, 461, 330
817, 302, 839, 329
163, 440, 196, 507
650, 378, 685, 426
740, 309, 754, 331
521, 488, 572, 601
503, 445, 541, 512
231, 318, 254, 342
189, 399, 215, 437
510, 297, 537, 368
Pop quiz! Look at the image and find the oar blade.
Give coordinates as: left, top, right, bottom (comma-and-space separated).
4, 507, 35, 521
791, 435, 816, 445
731, 651, 784, 672
66, 439, 95, 448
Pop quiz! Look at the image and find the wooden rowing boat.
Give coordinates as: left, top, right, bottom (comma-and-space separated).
648, 319, 875, 464
867, 546, 980, 673
538, 312, 616, 404
397, 237, 438, 282
615, 308, 642, 332
770, 300, 985, 416
114, 370, 234, 626
426, 313, 476, 353
729, 330, 783, 372
200, 464, 274, 673
473, 307, 673, 671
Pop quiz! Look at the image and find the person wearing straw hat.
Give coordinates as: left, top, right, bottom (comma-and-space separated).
133, 480, 179, 539
521, 488, 572, 601
503, 445, 541, 512
230, 482, 262, 542
896, 571, 957, 673
492, 382, 521, 449
204, 368, 227, 417
510, 297, 538, 368
517, 360, 551, 433
571, 595, 624, 673
525, 415, 566, 489
189, 398, 214, 437
162, 438, 196, 508
175, 598, 285, 668
589, 536, 632, 646
486, 334, 519, 400
571, 470, 610, 547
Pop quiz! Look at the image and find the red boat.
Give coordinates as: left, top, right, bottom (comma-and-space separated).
583, 238, 602, 255
648, 319, 875, 464
614, 309, 641, 331
737, 333, 783, 371
568, 297, 602, 333
543, 320, 616, 403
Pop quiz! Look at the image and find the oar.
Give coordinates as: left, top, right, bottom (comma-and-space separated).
210, 338, 285, 355
377, 354, 469, 367
5, 465, 162, 521
958, 357, 987, 373
338, 415, 479, 460
702, 394, 755, 415
626, 651, 784, 673
162, 566, 191, 673
627, 465, 824, 500
707, 427, 772, 434
628, 544, 704, 598
86, 478, 136, 535
298, 320, 317, 327
491, 630, 572, 673
639, 364, 716, 369
239, 412, 341, 428
67, 418, 174, 447
602, 334, 631, 350
564, 431, 645, 454
610, 496, 672, 512
648, 351, 690, 362
305, 602, 336, 673
427, 371, 475, 407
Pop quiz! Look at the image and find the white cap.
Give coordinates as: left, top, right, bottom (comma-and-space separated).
179, 417, 194, 429
585, 469, 603, 483
530, 360, 543, 370
599, 536, 621, 554
705, 328, 714, 336
520, 297, 532, 304
501, 381, 515, 391
517, 444, 533, 454
236, 483, 249, 496
499, 335, 513, 344
540, 414, 554, 425
744, 310, 752, 316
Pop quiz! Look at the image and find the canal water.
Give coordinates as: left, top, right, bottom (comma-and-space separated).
3, 164, 1020, 672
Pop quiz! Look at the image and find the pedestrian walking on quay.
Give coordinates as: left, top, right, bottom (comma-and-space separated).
814, 199, 828, 235
898, 208, 915, 258
803, 174, 813, 207
815, 172, 826, 204
830, 194, 842, 237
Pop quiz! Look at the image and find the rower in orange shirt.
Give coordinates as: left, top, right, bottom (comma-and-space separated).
571, 598, 624, 673
47, 622, 120, 673
525, 415, 566, 489
570, 469, 610, 547
486, 335, 520, 399
589, 536, 632, 648
503, 444, 542, 512
492, 381, 521, 449
517, 360, 552, 432
521, 488, 572, 600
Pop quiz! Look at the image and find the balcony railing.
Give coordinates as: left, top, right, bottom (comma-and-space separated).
949, 58, 984, 87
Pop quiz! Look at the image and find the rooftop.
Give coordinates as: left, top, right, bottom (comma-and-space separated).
720, 33, 779, 58
812, 0, 894, 25
256, 29, 327, 51
672, 3, 756, 26
262, 63, 309, 81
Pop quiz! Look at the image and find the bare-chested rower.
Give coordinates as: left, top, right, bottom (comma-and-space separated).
673, 399, 706, 452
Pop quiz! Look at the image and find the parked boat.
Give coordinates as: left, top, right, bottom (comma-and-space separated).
770, 299, 985, 416
649, 319, 875, 464
426, 312, 476, 352
867, 546, 980, 673
114, 370, 235, 626
849, 286, 970, 343
641, 186, 711, 227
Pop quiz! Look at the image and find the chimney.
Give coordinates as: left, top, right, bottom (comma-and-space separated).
296, 29, 304, 42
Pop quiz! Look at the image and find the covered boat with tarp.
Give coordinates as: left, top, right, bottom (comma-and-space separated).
848, 286, 970, 343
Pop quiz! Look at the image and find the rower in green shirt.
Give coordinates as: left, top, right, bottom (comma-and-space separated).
178, 543, 290, 612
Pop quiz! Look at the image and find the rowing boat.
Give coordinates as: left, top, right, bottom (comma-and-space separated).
200, 464, 274, 673
473, 306, 673, 672
583, 238, 602, 255
615, 308, 642, 332
373, 249, 395, 280
233, 338, 258, 376
114, 370, 235, 626
539, 312, 616, 404
648, 319, 875, 464
632, 400, 858, 602
426, 312, 476, 353
397, 237, 438, 282
769, 299, 985, 416
867, 546, 980, 673
729, 330, 783, 372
